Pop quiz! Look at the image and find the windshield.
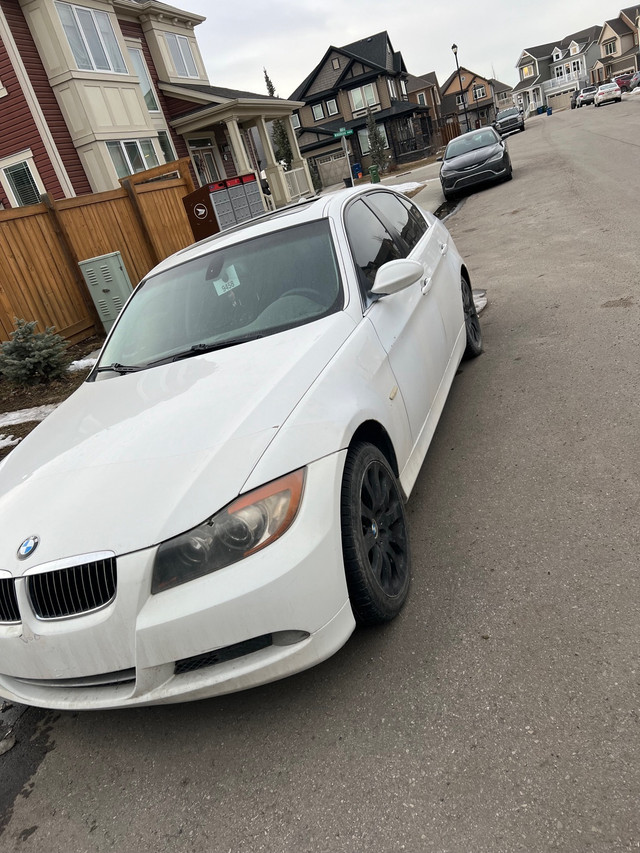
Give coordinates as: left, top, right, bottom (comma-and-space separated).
96, 219, 342, 372
497, 108, 518, 118
445, 130, 499, 159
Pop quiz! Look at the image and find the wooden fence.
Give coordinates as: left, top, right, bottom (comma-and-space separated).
0, 158, 196, 344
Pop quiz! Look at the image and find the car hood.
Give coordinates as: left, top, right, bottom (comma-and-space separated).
0, 313, 355, 570
442, 143, 503, 170
496, 115, 519, 124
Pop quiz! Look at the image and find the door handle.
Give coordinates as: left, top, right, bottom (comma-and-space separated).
439, 241, 448, 256
421, 276, 433, 294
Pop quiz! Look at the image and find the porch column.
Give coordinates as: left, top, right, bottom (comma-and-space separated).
254, 116, 291, 208
224, 117, 252, 174
282, 115, 313, 192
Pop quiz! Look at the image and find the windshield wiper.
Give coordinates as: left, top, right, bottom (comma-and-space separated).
93, 362, 144, 375
148, 335, 264, 366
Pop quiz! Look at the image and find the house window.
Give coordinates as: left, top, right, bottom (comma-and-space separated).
572, 59, 581, 74
400, 79, 407, 97
0, 152, 44, 207
291, 113, 301, 129
128, 48, 159, 112
357, 123, 389, 154
349, 83, 377, 111
312, 103, 324, 121
157, 131, 175, 163
387, 78, 398, 99
570, 44, 579, 55
165, 32, 199, 78
417, 92, 426, 105
326, 99, 339, 116
522, 65, 534, 78
604, 41, 616, 56
455, 93, 466, 106
55, 2, 127, 73
555, 66, 564, 79
106, 139, 159, 178
473, 84, 486, 99
332, 58, 340, 70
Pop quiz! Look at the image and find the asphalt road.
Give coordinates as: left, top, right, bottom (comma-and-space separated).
2, 99, 640, 853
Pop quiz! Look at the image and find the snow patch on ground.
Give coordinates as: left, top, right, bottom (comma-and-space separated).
68, 357, 97, 372
0, 404, 58, 428
0, 434, 21, 450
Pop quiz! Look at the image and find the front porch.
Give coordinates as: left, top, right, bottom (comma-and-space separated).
163, 83, 314, 210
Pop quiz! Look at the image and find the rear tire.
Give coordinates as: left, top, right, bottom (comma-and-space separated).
341, 442, 411, 626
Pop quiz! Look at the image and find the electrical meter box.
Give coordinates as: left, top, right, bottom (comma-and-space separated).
78, 251, 134, 334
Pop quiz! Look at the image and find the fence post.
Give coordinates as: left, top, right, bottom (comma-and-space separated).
120, 178, 161, 268
41, 194, 102, 332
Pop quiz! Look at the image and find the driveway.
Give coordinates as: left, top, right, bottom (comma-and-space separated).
2, 102, 640, 853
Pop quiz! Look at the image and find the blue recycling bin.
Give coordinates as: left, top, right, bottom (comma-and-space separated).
547, 107, 552, 116
351, 162, 362, 179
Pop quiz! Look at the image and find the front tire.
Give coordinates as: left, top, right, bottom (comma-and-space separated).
461, 274, 482, 358
341, 442, 411, 625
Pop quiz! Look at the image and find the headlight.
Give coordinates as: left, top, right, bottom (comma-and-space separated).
151, 469, 306, 593
487, 149, 506, 163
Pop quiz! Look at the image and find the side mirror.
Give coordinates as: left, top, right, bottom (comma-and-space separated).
371, 259, 424, 296
436, 155, 443, 162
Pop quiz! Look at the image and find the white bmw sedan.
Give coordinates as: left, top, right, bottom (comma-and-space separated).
0, 186, 482, 710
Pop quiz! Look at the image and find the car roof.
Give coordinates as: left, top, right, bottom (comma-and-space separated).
146, 185, 402, 278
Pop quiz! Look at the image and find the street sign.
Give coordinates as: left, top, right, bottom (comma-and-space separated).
333, 128, 354, 138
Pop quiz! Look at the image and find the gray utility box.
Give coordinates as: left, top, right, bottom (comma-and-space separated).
78, 251, 134, 333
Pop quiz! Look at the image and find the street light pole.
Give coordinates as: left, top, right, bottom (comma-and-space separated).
451, 43, 470, 133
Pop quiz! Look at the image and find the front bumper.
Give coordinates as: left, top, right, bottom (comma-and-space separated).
440, 158, 509, 193
0, 452, 355, 709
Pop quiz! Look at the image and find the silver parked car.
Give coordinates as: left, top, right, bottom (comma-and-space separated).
439, 127, 512, 201
577, 85, 598, 106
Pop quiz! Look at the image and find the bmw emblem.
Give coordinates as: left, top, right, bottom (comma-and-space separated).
18, 536, 39, 560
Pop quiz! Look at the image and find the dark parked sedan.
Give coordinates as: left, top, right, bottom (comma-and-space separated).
439, 127, 512, 201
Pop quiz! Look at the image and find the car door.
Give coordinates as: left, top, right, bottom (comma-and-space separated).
344, 193, 450, 444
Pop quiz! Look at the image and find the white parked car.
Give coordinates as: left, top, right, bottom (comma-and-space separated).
0, 186, 482, 710
594, 82, 622, 106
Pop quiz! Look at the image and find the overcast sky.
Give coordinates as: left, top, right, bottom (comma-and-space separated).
181, 0, 626, 98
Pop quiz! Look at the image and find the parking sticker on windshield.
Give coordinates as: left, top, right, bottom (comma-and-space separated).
213, 265, 241, 296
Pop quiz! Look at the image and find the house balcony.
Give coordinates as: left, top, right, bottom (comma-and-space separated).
543, 72, 587, 94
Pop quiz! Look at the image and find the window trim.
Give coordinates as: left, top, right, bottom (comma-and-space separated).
312, 103, 325, 121
127, 46, 159, 112
326, 98, 339, 116
55, 1, 127, 74
165, 32, 199, 78
332, 57, 340, 70
349, 82, 377, 112
291, 113, 301, 129
473, 84, 486, 99
106, 138, 160, 179
417, 92, 426, 106
0, 149, 45, 207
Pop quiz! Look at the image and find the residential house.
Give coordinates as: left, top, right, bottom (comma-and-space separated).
512, 26, 601, 113
289, 31, 433, 187
440, 67, 500, 132
0, 0, 309, 210
490, 78, 514, 112
406, 71, 441, 124
591, 7, 640, 83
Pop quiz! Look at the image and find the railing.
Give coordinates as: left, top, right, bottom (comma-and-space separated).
285, 167, 311, 199
543, 73, 587, 92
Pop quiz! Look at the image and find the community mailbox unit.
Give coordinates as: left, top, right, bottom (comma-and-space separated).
183, 173, 266, 241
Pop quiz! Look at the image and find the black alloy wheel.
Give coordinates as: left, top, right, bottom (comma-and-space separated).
461, 274, 482, 358
341, 442, 411, 625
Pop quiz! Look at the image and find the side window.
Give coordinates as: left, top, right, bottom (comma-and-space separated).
345, 199, 403, 304
366, 192, 428, 252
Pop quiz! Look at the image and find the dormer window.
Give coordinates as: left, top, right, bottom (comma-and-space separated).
553, 50, 562, 61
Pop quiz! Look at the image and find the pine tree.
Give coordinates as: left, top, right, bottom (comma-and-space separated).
263, 68, 293, 171
0, 318, 69, 385
366, 109, 388, 173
